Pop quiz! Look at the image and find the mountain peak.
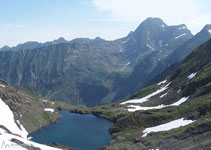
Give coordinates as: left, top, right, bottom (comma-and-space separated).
133, 17, 167, 35
140, 17, 167, 28
143, 17, 164, 23
94, 37, 104, 41
54, 37, 66, 42
0, 45, 10, 51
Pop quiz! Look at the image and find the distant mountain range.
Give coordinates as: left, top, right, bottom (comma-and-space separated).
0, 37, 106, 51
0, 17, 210, 106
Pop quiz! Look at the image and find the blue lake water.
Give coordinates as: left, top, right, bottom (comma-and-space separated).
29, 110, 114, 150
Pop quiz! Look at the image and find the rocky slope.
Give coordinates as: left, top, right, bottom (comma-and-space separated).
147, 24, 211, 85
0, 18, 193, 106
90, 39, 211, 150
0, 78, 67, 149
114, 24, 211, 102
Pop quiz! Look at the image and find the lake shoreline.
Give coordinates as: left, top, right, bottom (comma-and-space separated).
29, 110, 114, 150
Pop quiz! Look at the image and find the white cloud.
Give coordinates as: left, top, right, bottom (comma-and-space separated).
4, 23, 28, 29
16, 24, 28, 28
4, 24, 14, 28
92, 0, 211, 34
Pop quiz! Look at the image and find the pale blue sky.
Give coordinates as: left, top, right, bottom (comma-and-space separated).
0, 0, 210, 47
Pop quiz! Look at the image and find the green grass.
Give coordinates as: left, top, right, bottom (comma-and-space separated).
110, 93, 211, 137
132, 84, 158, 99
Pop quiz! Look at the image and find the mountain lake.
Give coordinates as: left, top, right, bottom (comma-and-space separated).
28, 110, 114, 150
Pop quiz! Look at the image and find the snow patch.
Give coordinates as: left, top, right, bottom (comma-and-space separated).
160, 92, 168, 98
175, 33, 187, 39
157, 80, 167, 85
147, 31, 150, 41
177, 89, 181, 93
147, 43, 155, 51
121, 82, 170, 105
126, 96, 189, 112
0, 130, 61, 150
208, 30, 211, 34
0, 129, 27, 150
122, 39, 128, 44
44, 108, 54, 112
179, 26, 186, 30
42, 99, 48, 103
162, 25, 165, 28
0, 98, 28, 139
0, 84, 5, 88
171, 97, 189, 106
142, 118, 195, 137
128, 104, 165, 112
187, 72, 197, 79
126, 62, 131, 66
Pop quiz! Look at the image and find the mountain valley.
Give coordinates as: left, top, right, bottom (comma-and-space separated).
0, 16, 211, 150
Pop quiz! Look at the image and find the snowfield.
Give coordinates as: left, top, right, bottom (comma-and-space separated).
0, 129, 61, 150
0, 98, 28, 139
128, 104, 165, 112
121, 79, 190, 112
126, 97, 189, 112
142, 118, 195, 137
170, 97, 189, 106
0, 98, 61, 150
121, 82, 171, 105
